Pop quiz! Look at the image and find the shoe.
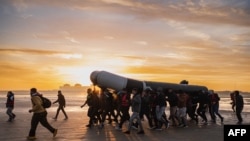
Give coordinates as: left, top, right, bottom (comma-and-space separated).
195, 118, 199, 124
115, 126, 122, 130
137, 130, 145, 134
203, 121, 208, 125
86, 124, 91, 128
53, 129, 58, 137
12, 114, 16, 119
221, 117, 224, 123
148, 126, 156, 130
178, 124, 184, 127
64, 117, 68, 120
131, 125, 138, 130
52, 117, 57, 120
155, 128, 162, 131
27, 136, 37, 140
237, 121, 242, 125
165, 122, 169, 129
124, 130, 130, 134
183, 125, 188, 128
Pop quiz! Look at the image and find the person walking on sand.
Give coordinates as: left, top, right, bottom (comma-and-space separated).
139, 88, 154, 129
53, 90, 68, 120
234, 90, 244, 124
230, 92, 236, 112
210, 91, 224, 123
6, 91, 16, 122
154, 87, 169, 130
115, 88, 131, 130
166, 89, 179, 126
176, 90, 189, 128
81, 88, 101, 128
197, 90, 209, 125
27, 88, 57, 140
124, 88, 145, 134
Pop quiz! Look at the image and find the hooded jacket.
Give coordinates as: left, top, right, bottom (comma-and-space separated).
30, 93, 46, 113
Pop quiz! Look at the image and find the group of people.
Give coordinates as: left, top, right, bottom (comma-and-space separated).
81, 87, 245, 135
2, 87, 244, 139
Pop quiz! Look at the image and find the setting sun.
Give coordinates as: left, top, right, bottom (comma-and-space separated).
57, 66, 98, 86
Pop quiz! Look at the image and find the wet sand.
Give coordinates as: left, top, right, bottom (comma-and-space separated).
0, 109, 249, 141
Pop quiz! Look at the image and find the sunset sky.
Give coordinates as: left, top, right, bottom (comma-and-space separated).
0, 0, 250, 91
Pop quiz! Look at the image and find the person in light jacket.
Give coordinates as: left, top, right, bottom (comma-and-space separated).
124, 88, 145, 134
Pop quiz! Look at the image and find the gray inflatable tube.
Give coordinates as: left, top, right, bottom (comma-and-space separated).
90, 70, 208, 93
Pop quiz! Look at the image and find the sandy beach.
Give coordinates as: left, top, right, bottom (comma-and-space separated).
0, 108, 249, 141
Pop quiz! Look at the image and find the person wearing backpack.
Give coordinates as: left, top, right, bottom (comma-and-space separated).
27, 88, 58, 140
115, 88, 131, 130
53, 90, 68, 120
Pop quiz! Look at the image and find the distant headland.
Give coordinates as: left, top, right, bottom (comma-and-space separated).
59, 83, 91, 92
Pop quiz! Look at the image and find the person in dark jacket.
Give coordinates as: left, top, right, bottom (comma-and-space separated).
53, 90, 68, 120
155, 87, 169, 130
99, 88, 118, 128
139, 88, 153, 129
6, 91, 16, 122
197, 90, 209, 125
166, 89, 179, 126
230, 92, 236, 112
210, 91, 224, 123
81, 88, 101, 128
234, 90, 244, 124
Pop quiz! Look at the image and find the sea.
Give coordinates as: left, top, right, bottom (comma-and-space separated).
0, 90, 249, 114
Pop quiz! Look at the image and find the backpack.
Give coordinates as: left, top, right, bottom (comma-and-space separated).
39, 95, 52, 108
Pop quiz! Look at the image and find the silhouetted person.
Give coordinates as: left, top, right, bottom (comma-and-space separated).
115, 88, 131, 130
6, 91, 16, 122
186, 92, 199, 124
27, 88, 57, 140
124, 88, 145, 134
177, 90, 189, 127
155, 87, 169, 130
81, 88, 101, 128
234, 90, 244, 124
166, 89, 179, 126
139, 88, 153, 129
230, 92, 236, 112
210, 91, 224, 123
99, 88, 117, 128
208, 90, 216, 122
53, 90, 68, 120
197, 90, 209, 125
